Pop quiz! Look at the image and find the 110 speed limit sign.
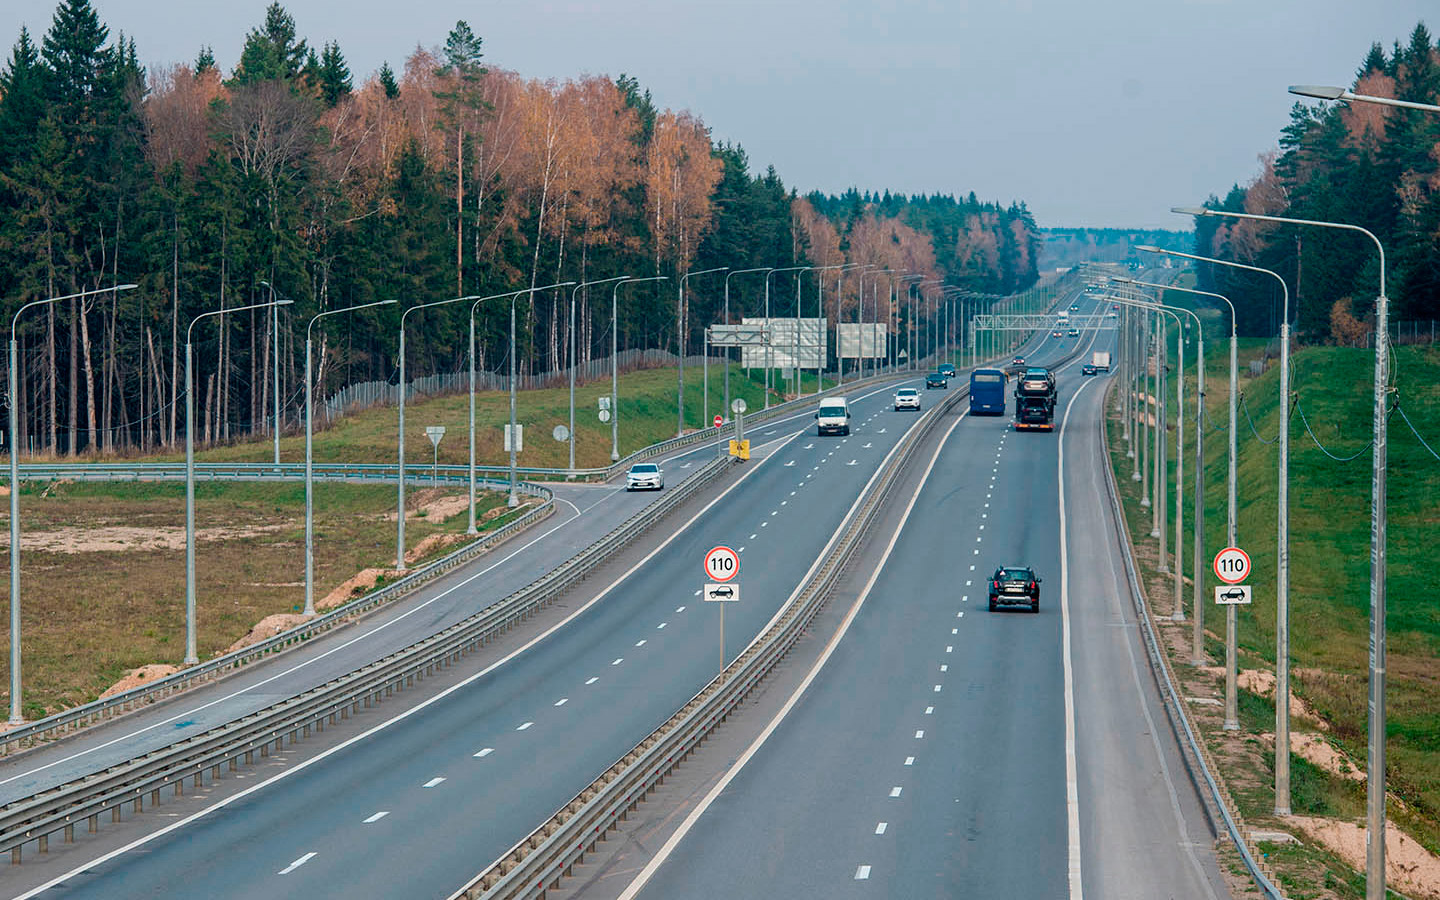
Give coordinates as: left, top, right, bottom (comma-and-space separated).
1213, 547, 1251, 584
704, 546, 740, 582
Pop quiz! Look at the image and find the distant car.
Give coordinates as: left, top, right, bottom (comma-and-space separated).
989, 565, 1041, 613
1106, 311, 1118, 318
1067, 328, 1080, 336
1069, 303, 1080, 311
894, 387, 921, 410
1052, 330, 1063, 337
1111, 303, 1120, 310
924, 372, 948, 390
938, 363, 957, 379
625, 462, 664, 491
1081, 364, 1098, 376
1012, 356, 1025, 366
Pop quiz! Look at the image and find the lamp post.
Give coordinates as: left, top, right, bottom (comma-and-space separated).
257, 280, 284, 467
397, 293, 479, 571
1120, 272, 1239, 728
305, 298, 395, 615
722, 267, 771, 417
1105, 280, 1209, 659
1139, 242, 1296, 815
859, 269, 894, 379
808, 264, 849, 393
186, 295, 292, 665
676, 266, 727, 437
8, 283, 136, 722
838, 264, 873, 385
510, 282, 575, 505
1173, 208, 1387, 866
612, 277, 668, 461
762, 266, 809, 408
1290, 83, 1440, 112
567, 277, 629, 472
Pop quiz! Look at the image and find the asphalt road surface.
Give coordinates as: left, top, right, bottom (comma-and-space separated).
623, 314, 1229, 899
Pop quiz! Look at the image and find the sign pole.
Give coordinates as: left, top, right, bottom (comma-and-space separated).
719, 603, 725, 683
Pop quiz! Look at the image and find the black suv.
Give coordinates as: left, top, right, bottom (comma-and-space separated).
925, 372, 948, 389
989, 565, 1041, 613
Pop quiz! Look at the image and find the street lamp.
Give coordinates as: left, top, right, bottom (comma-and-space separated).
186, 294, 293, 665
859, 269, 895, 379
1138, 242, 1296, 815
838, 264, 873, 386
1118, 271, 1239, 730
611, 277, 668, 461
1290, 83, 1440, 112
1174, 206, 1387, 874
509, 282, 575, 505
567, 277, 630, 472
722, 267, 771, 416
8, 283, 136, 722
397, 293, 480, 571
762, 266, 810, 408
257, 280, 285, 467
677, 266, 727, 436
809, 264, 852, 391
304, 298, 395, 615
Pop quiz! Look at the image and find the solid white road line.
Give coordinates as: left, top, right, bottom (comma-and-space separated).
278, 852, 316, 875
615, 408, 969, 900
1059, 375, 1096, 900
362, 811, 389, 824
423, 777, 446, 788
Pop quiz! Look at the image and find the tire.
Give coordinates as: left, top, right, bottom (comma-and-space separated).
842, 426, 850, 436
988, 597, 997, 612
1030, 600, 1040, 614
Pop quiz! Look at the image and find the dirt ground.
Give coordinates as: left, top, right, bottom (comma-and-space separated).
0, 523, 287, 553
1289, 815, 1440, 900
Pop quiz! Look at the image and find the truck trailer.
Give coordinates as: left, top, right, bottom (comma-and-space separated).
1092, 351, 1111, 373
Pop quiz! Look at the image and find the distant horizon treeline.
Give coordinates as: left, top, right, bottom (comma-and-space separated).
1191, 22, 1440, 340
0, 0, 1039, 457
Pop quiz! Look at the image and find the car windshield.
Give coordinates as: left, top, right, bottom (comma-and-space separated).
1000, 568, 1033, 581
630, 464, 658, 474
972, 373, 1002, 383
897, 389, 917, 397
819, 404, 845, 416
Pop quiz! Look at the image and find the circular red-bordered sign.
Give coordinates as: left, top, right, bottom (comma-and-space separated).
704, 545, 740, 582
1213, 547, 1251, 585
713, 414, 724, 428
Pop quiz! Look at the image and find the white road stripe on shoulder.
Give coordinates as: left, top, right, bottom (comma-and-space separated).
423, 777, 446, 788
363, 811, 389, 824
279, 852, 316, 875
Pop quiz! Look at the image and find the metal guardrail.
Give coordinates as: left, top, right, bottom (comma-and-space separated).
455, 313, 1099, 900
1097, 384, 1286, 899
0, 454, 736, 861
0, 478, 554, 757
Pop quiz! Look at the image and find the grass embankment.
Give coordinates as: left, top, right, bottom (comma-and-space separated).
1107, 300, 1440, 897
0, 362, 797, 718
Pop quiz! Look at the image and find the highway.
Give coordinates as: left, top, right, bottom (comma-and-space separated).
616, 305, 1229, 899
3, 363, 963, 898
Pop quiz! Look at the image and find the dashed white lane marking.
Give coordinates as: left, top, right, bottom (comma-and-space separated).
915, 730, 925, 738
969, 565, 975, 570
890, 786, 903, 797
781, 500, 788, 506
761, 522, 768, 527
951, 628, 958, 634
749, 532, 757, 538
924, 706, 934, 715
790, 491, 796, 496
979, 525, 985, 531
946, 646, 953, 653
657, 622, 667, 629
738, 546, 746, 552
516, 722, 533, 731
940, 665, 948, 672
635, 639, 647, 647
474, 748, 495, 757
554, 698, 568, 707
904, 757, 915, 766
961, 595, 968, 602
279, 852, 317, 875
875, 822, 888, 835
423, 777, 446, 788
973, 549, 979, 555
676, 606, 686, 613
933, 685, 942, 693
975, 536, 982, 543
612, 658, 623, 665
966, 580, 972, 586
363, 811, 389, 824
694, 589, 702, 596
856, 865, 872, 880
585, 677, 599, 685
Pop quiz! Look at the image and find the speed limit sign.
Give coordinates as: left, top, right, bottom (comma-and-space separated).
1213, 547, 1251, 585
704, 545, 740, 582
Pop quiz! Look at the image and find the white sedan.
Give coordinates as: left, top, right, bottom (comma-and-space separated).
625, 462, 664, 491
894, 388, 921, 411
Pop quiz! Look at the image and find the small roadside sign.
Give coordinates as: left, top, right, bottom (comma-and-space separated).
425, 425, 446, 446
713, 414, 723, 428
704, 583, 739, 602
729, 439, 750, 460
1213, 547, 1251, 584
704, 545, 740, 582
1215, 585, 1252, 605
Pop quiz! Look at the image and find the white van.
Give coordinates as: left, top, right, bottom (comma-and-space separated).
815, 397, 851, 436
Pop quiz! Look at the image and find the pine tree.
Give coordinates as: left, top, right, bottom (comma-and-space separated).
195, 45, 215, 74
0, 28, 48, 171
317, 41, 351, 107
231, 2, 308, 86
378, 61, 399, 99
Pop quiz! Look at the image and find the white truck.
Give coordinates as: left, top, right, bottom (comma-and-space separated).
1092, 351, 1111, 373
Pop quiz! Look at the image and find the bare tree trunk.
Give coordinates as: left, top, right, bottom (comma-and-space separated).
147, 327, 163, 452
79, 298, 98, 456
456, 126, 464, 296
203, 372, 214, 445
68, 297, 79, 456
169, 214, 179, 446
46, 300, 56, 454
250, 306, 259, 439
219, 228, 230, 441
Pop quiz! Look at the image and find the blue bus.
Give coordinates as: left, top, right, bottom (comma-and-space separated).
970, 368, 1007, 415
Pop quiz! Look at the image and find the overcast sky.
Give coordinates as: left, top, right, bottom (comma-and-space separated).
2, 0, 1434, 229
